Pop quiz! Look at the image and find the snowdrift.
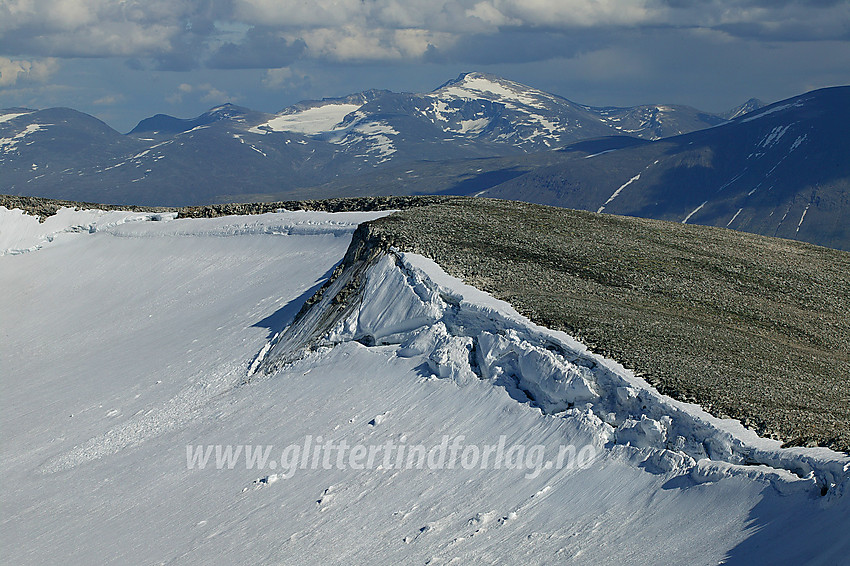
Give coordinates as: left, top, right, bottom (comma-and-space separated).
261, 243, 850, 497
3, 204, 849, 564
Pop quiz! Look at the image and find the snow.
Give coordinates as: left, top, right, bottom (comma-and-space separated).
0, 123, 49, 154
740, 99, 806, 123
758, 124, 792, 149
0, 206, 177, 255
682, 201, 708, 223
247, 100, 398, 163
727, 208, 743, 227
458, 118, 490, 134
270, 251, 850, 487
597, 173, 640, 213
439, 75, 549, 110
717, 170, 747, 192
339, 121, 398, 162
2, 207, 848, 564
180, 124, 210, 135
796, 204, 811, 233
583, 148, 618, 159
250, 104, 361, 135
0, 110, 33, 124
790, 134, 808, 152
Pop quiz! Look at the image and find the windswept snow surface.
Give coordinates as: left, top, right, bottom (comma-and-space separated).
0, 206, 177, 255
1, 208, 848, 564
249, 103, 361, 135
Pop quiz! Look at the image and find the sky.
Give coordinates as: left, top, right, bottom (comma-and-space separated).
1, 0, 849, 133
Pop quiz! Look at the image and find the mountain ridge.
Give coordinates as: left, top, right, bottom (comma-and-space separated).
2, 72, 738, 207
3, 75, 846, 249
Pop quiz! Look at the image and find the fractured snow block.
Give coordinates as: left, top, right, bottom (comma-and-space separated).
616, 415, 669, 449
398, 323, 445, 358
427, 333, 477, 386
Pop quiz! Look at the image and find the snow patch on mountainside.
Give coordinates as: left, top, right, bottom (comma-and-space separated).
250, 103, 361, 135
597, 173, 641, 213
0, 123, 50, 154
335, 120, 399, 162
0, 110, 34, 124
740, 99, 807, 123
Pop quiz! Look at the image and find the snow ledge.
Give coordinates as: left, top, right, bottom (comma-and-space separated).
259, 248, 850, 498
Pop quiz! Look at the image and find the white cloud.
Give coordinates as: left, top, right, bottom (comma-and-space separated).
295, 26, 456, 62
199, 84, 229, 103
93, 94, 124, 105
0, 57, 58, 87
167, 82, 235, 104
0, 0, 198, 59
492, 0, 653, 27
262, 67, 293, 88
232, 0, 657, 31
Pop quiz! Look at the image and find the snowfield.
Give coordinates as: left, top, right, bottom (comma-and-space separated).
249, 103, 362, 136
1, 207, 848, 564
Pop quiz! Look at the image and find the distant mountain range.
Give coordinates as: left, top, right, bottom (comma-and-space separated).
2, 72, 733, 206
306, 86, 850, 251
480, 87, 849, 251
3, 73, 848, 250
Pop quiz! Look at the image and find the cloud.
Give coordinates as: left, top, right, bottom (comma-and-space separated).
166, 82, 236, 104
0, 57, 58, 86
0, 0, 226, 65
230, 0, 654, 31
424, 29, 604, 65
261, 67, 313, 91
208, 27, 307, 68
220, 0, 850, 67
295, 26, 456, 62
262, 67, 294, 88
0, 0, 846, 72
93, 94, 124, 105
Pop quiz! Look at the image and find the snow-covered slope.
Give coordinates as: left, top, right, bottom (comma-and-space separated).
252, 103, 361, 136
1, 207, 848, 564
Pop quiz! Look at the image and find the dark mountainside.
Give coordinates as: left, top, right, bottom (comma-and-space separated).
288, 87, 850, 251
5, 74, 845, 251
482, 87, 850, 251
4, 194, 848, 453
1, 72, 729, 207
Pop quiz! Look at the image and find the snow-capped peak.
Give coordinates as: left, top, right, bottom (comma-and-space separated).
432, 72, 555, 109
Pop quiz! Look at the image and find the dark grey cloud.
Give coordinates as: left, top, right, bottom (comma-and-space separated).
424, 29, 606, 66
717, 20, 850, 41
208, 27, 307, 69
1, 0, 848, 68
